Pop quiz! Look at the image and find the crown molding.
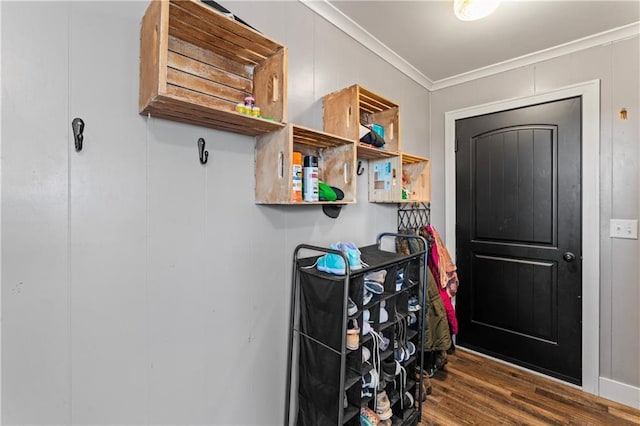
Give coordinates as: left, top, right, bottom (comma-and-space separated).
299, 0, 434, 90
431, 21, 640, 90
299, 0, 639, 93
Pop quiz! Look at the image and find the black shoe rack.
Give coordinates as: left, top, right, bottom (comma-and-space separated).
285, 232, 428, 425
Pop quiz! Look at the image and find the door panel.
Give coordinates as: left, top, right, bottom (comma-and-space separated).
473, 127, 556, 245
456, 97, 582, 384
472, 255, 557, 342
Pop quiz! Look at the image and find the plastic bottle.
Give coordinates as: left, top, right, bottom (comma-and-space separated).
291, 152, 303, 202
303, 155, 319, 202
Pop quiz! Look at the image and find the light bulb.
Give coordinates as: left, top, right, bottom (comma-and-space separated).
454, 0, 501, 21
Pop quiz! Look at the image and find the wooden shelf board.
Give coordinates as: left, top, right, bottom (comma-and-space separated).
358, 86, 399, 111
255, 200, 356, 206
292, 125, 354, 149
401, 153, 429, 164
145, 95, 285, 136
357, 144, 399, 160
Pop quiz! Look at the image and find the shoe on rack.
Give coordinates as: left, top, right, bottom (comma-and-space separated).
402, 391, 415, 410
379, 336, 390, 352
381, 359, 400, 382
396, 270, 405, 291
363, 309, 371, 322
363, 290, 373, 306
335, 241, 366, 271
408, 295, 421, 312
347, 297, 358, 316
365, 281, 384, 295
394, 341, 406, 363
375, 391, 392, 420
363, 320, 372, 336
316, 245, 346, 275
346, 319, 360, 350
407, 312, 417, 326
406, 341, 416, 357
362, 368, 379, 390
360, 407, 380, 426
379, 306, 389, 323
362, 345, 371, 363
365, 270, 387, 284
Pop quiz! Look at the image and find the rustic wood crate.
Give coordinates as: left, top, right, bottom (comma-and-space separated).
255, 124, 357, 204
140, 0, 287, 136
368, 156, 402, 203
401, 153, 431, 203
368, 154, 430, 203
323, 84, 400, 156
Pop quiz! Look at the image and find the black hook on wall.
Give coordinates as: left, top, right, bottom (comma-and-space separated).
198, 137, 208, 165
356, 160, 364, 175
72, 118, 85, 152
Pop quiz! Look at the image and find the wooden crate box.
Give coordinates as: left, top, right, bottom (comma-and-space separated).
368, 156, 403, 203
140, 0, 287, 136
323, 85, 400, 155
255, 124, 357, 204
401, 153, 431, 203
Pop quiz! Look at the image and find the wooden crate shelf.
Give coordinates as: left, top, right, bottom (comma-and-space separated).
368, 156, 402, 203
323, 84, 400, 158
368, 153, 430, 204
400, 153, 431, 203
255, 124, 357, 204
139, 0, 287, 136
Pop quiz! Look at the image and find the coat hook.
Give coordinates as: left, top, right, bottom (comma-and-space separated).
198, 137, 208, 165
357, 160, 364, 175
72, 118, 84, 152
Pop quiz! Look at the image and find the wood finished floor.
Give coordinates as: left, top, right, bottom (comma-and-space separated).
420, 348, 640, 425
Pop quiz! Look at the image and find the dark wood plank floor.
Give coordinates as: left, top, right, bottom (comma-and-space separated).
420, 348, 640, 425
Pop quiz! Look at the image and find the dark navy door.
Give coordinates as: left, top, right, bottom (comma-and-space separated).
455, 97, 582, 385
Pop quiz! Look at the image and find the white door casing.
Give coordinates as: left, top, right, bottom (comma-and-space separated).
444, 80, 601, 395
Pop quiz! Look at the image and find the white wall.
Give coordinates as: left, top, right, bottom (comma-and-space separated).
1, 1, 429, 424
429, 36, 640, 401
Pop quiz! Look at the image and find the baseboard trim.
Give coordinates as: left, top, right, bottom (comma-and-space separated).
599, 377, 640, 409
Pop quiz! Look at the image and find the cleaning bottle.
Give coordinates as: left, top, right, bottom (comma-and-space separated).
303, 155, 319, 202
292, 151, 303, 202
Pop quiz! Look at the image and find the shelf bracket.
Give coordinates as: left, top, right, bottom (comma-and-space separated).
322, 204, 343, 219
198, 137, 208, 165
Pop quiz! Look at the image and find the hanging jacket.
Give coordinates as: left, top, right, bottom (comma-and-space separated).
425, 233, 459, 335
427, 224, 459, 297
423, 266, 452, 352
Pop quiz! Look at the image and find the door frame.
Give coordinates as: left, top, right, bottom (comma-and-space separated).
444, 80, 600, 395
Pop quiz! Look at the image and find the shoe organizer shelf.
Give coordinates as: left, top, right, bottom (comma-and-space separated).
139, 0, 287, 136
255, 124, 356, 204
323, 84, 401, 158
285, 233, 428, 426
369, 153, 431, 204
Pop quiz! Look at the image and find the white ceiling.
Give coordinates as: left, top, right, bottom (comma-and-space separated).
310, 0, 640, 89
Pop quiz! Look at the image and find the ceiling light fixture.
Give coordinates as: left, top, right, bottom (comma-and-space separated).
454, 0, 500, 21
